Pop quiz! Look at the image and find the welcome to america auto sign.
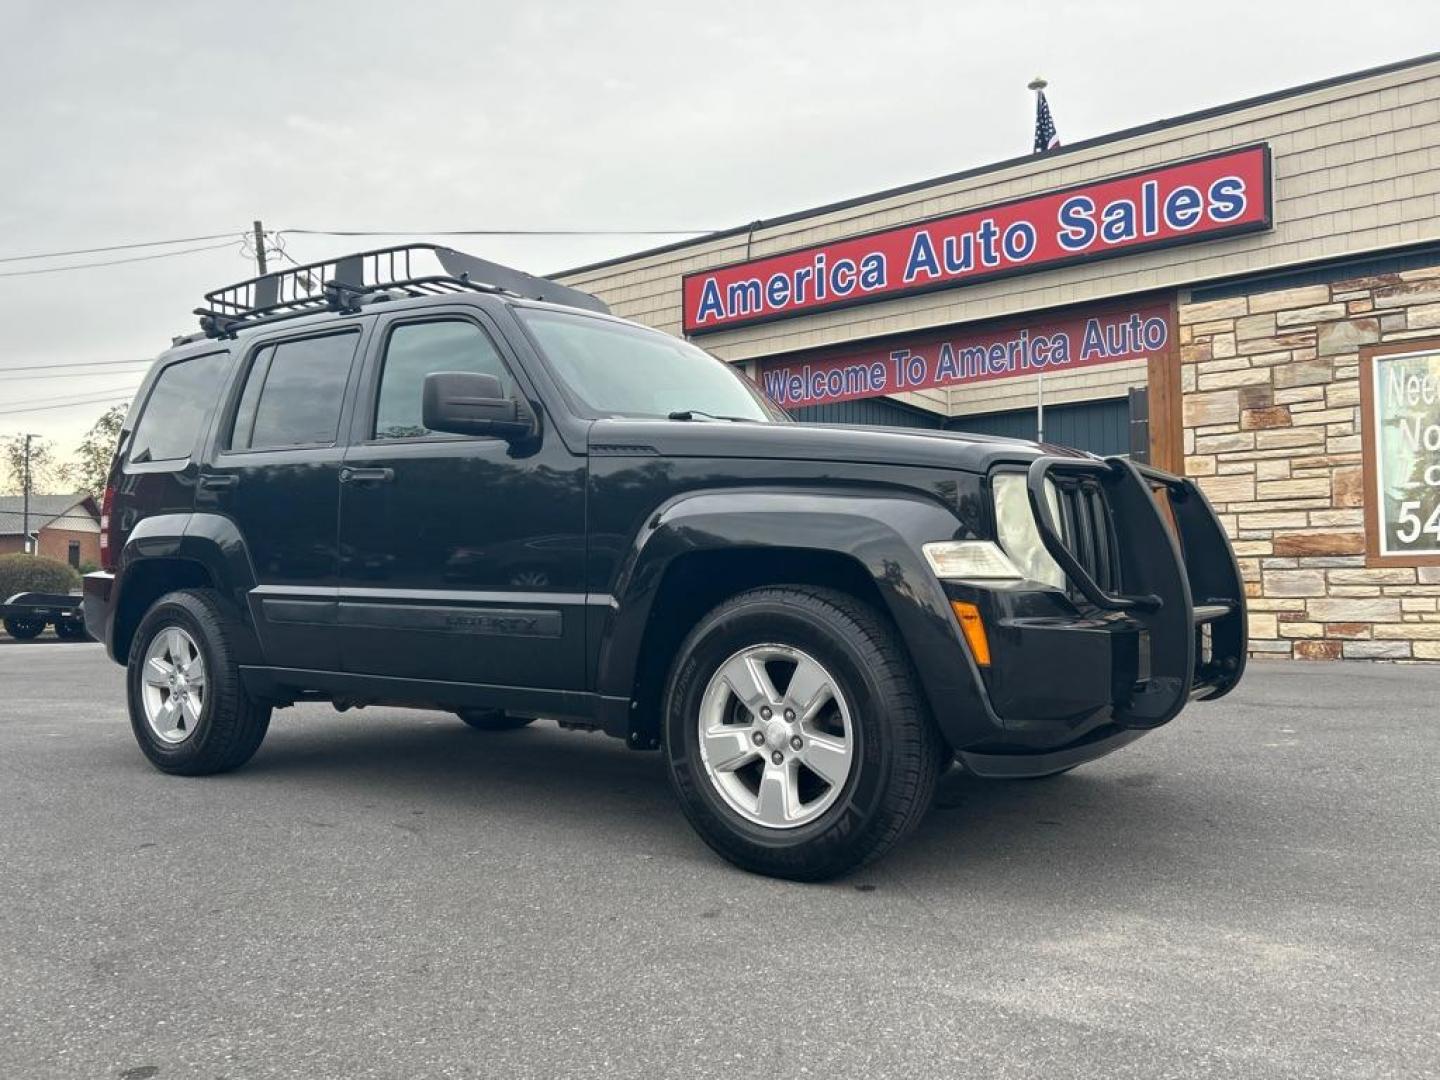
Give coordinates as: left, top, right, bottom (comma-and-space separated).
756, 298, 1172, 408
683, 145, 1271, 334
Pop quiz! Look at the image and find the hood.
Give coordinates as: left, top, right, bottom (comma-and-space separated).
586, 418, 1095, 472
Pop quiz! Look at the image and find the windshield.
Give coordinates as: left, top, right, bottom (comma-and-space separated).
516, 307, 785, 421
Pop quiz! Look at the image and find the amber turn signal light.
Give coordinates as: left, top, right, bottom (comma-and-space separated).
949, 600, 991, 667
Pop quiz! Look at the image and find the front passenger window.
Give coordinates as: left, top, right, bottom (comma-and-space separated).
374, 320, 515, 440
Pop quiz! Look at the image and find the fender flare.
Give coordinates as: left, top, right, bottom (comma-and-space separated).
594, 487, 998, 748
113, 513, 262, 663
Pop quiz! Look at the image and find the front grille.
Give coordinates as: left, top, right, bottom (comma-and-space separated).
1053, 479, 1122, 595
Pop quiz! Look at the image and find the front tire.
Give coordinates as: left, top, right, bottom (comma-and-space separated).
3, 616, 45, 640
664, 586, 945, 881
126, 589, 271, 776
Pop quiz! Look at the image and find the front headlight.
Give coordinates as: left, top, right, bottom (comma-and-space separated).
990, 472, 1067, 590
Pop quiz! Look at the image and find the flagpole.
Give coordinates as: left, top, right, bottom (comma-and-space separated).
1029, 75, 1049, 443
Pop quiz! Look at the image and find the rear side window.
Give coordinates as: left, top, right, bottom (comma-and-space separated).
231, 332, 358, 451
129, 352, 232, 464
373, 320, 515, 440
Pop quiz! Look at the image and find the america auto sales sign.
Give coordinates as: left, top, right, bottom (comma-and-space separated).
683, 145, 1271, 334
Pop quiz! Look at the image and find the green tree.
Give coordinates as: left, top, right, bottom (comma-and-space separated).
70, 404, 127, 498
0, 435, 70, 496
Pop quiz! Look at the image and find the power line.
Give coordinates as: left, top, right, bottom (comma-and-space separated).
0, 398, 132, 418
271, 237, 305, 268
0, 231, 244, 265
279, 227, 717, 238
2, 385, 141, 410
0, 358, 154, 374
0, 394, 134, 418
0, 239, 243, 279
0, 366, 148, 382
0, 224, 717, 274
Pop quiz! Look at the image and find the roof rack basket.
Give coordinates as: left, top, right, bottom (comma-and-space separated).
194, 243, 609, 338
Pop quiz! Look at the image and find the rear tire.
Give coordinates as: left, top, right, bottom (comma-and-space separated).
126, 589, 271, 776
456, 709, 535, 731
664, 586, 945, 881
3, 616, 45, 640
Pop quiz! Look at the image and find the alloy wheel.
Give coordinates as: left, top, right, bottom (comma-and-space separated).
696, 644, 855, 829
140, 627, 207, 745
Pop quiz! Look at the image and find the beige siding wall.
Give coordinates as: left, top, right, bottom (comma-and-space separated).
557, 61, 1440, 372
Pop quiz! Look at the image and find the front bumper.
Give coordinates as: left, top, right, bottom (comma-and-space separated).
931, 455, 1246, 755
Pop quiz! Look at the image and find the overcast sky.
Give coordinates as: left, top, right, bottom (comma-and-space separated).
2, 0, 1437, 468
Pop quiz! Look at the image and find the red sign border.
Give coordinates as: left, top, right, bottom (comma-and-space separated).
683, 143, 1272, 335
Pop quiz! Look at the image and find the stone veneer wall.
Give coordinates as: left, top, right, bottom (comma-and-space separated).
1179, 267, 1440, 660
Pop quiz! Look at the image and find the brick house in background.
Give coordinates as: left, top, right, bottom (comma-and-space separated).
0, 495, 101, 568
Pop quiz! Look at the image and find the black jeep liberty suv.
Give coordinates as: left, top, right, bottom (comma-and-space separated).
85, 245, 1246, 880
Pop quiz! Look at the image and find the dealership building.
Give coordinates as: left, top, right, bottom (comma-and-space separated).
557, 53, 1440, 661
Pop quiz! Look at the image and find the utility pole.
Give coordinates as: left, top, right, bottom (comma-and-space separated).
21, 433, 33, 555
252, 220, 268, 275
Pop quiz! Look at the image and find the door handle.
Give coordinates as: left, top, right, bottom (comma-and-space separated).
197, 473, 238, 490
339, 467, 395, 485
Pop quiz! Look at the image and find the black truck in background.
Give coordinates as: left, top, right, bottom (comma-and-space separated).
84, 245, 1246, 880
2, 592, 88, 640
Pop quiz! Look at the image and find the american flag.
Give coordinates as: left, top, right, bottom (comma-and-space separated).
1033, 89, 1060, 153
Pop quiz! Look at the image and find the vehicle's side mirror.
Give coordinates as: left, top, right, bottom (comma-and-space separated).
422, 371, 535, 441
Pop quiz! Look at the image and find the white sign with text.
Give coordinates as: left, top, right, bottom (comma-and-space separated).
1373, 347, 1440, 556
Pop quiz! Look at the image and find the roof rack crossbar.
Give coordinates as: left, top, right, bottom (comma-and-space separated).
193, 243, 609, 338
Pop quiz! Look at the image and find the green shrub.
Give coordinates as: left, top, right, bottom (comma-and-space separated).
0, 554, 81, 601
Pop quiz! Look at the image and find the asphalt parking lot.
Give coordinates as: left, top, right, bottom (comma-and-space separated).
1, 643, 1435, 1080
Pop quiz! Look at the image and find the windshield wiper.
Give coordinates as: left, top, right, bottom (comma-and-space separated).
667, 409, 751, 422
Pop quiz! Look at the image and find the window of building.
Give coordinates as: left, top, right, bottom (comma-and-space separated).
231, 332, 359, 451
373, 320, 515, 440
67, 541, 80, 568
129, 352, 232, 463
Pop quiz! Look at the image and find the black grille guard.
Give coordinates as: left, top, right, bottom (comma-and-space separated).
1026, 455, 1248, 729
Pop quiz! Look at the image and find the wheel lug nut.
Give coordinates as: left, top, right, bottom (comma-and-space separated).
790, 735, 803, 751
760, 706, 772, 720
784, 709, 795, 722
771, 751, 784, 765
752, 731, 765, 746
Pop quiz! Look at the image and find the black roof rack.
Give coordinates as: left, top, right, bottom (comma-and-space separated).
194, 243, 610, 338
